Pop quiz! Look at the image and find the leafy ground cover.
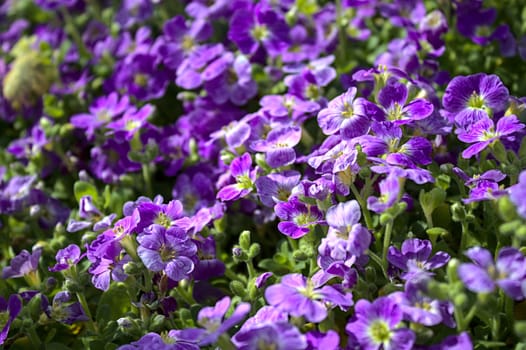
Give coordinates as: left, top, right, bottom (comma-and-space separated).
1, 0, 526, 349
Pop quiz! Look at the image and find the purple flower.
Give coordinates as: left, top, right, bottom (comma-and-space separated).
115, 0, 153, 29
118, 332, 199, 350
178, 297, 250, 346
265, 273, 353, 323
250, 126, 302, 168
458, 247, 526, 300
217, 153, 257, 201
45, 291, 89, 325
376, 79, 434, 125
442, 73, 509, 130
172, 172, 215, 215
106, 104, 155, 141
390, 282, 455, 327
260, 94, 319, 122
228, 2, 289, 57
0, 295, 22, 345
137, 224, 197, 282
233, 322, 307, 350
317, 87, 381, 139
274, 197, 324, 239
367, 171, 401, 213
455, 169, 508, 204
89, 138, 141, 184
255, 170, 301, 207
49, 244, 83, 272
510, 170, 526, 218
306, 330, 340, 350
112, 54, 170, 101
203, 53, 257, 106
427, 332, 473, 350
87, 239, 131, 291
3, 248, 41, 279
192, 236, 225, 280
457, 115, 524, 158
346, 296, 415, 350
70, 93, 131, 140
387, 238, 450, 281
324, 200, 371, 258
176, 43, 224, 90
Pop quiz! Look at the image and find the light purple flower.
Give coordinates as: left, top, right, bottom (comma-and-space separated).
387, 238, 450, 281
317, 87, 381, 139
2, 248, 41, 279
458, 115, 524, 158
233, 322, 307, 350
106, 104, 155, 141
217, 153, 257, 201
427, 332, 473, 350
510, 170, 526, 219
137, 224, 197, 282
367, 171, 401, 213
0, 295, 22, 345
87, 240, 131, 291
49, 244, 84, 272
274, 197, 324, 239
442, 73, 509, 130
118, 332, 199, 350
458, 247, 526, 300
255, 170, 301, 207
45, 291, 89, 325
251, 126, 302, 168
346, 296, 415, 350
265, 273, 353, 323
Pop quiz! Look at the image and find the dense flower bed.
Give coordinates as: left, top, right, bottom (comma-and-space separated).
1, 0, 526, 349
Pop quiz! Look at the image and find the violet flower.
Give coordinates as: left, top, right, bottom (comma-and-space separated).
510, 170, 526, 219
274, 196, 324, 239
387, 238, 450, 281
3, 247, 41, 279
106, 104, 155, 141
70, 93, 130, 140
0, 295, 22, 345
118, 332, 199, 350
346, 296, 415, 350
442, 73, 509, 130
367, 171, 401, 213
228, 2, 289, 57
255, 170, 301, 207
233, 322, 307, 350
317, 87, 381, 139
250, 125, 302, 168
174, 296, 250, 346
390, 282, 455, 327
45, 291, 89, 325
457, 115, 524, 158
265, 273, 353, 323
376, 79, 434, 125
137, 224, 197, 282
458, 246, 526, 300
260, 94, 319, 122
87, 239, 131, 291
216, 153, 257, 202
49, 244, 84, 272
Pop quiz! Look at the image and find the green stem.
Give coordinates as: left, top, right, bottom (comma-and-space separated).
350, 182, 374, 230
246, 259, 257, 280
27, 327, 41, 348
76, 292, 98, 334
215, 334, 237, 350
60, 7, 89, 58
176, 285, 196, 306
459, 221, 469, 255
382, 220, 394, 269
142, 164, 153, 198
367, 250, 388, 279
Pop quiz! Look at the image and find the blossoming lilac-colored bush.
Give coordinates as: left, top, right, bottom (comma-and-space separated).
2, 0, 526, 349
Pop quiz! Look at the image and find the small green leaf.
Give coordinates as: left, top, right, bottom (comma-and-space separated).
73, 181, 99, 203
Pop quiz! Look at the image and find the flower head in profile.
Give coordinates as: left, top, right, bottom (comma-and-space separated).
457, 115, 524, 158
0, 295, 22, 345
3, 248, 42, 287
346, 296, 415, 350
510, 170, 526, 219
217, 153, 257, 201
387, 238, 449, 281
458, 247, 526, 300
49, 244, 84, 272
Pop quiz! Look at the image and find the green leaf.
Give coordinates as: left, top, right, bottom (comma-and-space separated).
96, 283, 131, 325
73, 181, 99, 203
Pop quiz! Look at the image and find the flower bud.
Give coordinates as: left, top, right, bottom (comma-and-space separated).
450, 202, 466, 222
248, 243, 261, 258
239, 231, 251, 250
230, 280, 247, 298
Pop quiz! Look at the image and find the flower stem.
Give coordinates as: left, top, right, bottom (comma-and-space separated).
382, 220, 393, 269
142, 164, 153, 198
350, 182, 374, 230
76, 292, 98, 334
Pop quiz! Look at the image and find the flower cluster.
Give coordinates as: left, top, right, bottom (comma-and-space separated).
1, 0, 526, 349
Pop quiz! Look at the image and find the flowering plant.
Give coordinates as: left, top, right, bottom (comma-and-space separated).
1, 0, 526, 349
